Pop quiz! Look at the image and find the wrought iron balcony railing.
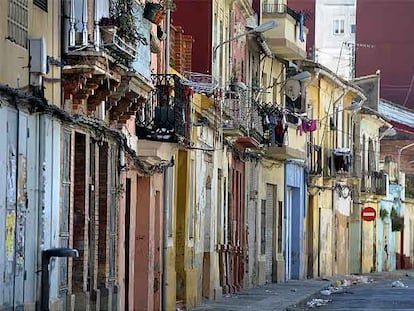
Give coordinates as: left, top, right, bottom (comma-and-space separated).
262, 3, 302, 23
222, 90, 264, 140
136, 74, 191, 143
308, 143, 322, 175
361, 171, 387, 195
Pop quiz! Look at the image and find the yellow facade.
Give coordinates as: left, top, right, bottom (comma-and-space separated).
305, 62, 365, 278
0, 2, 60, 104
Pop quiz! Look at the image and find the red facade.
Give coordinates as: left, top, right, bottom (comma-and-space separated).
172, 0, 213, 74
356, 0, 414, 107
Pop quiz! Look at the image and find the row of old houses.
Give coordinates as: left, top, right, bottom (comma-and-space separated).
1, 0, 414, 311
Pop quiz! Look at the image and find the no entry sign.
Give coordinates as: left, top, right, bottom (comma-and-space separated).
362, 207, 376, 221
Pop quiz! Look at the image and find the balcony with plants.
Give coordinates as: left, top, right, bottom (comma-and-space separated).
62, 0, 161, 119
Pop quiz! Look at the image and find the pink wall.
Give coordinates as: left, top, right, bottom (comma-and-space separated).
356, 0, 414, 107
231, 5, 248, 82
134, 174, 164, 310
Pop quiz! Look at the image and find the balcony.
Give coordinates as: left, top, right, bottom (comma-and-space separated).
136, 74, 192, 143
324, 148, 352, 177
222, 90, 263, 148
308, 143, 322, 175
262, 3, 307, 60
361, 171, 387, 196
62, 1, 153, 120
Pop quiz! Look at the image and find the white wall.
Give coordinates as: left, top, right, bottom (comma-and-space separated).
315, 0, 356, 79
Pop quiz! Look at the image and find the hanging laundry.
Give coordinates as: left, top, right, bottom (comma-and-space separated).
333, 148, 352, 173
274, 113, 287, 147
297, 118, 318, 135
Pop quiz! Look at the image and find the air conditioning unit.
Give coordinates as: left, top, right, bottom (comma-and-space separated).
29, 38, 47, 74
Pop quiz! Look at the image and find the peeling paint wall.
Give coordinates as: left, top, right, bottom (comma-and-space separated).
0, 105, 61, 309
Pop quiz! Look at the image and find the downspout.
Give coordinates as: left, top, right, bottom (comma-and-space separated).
165, 9, 171, 73
162, 8, 171, 310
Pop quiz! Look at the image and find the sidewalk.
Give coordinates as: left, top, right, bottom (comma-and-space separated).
191, 279, 331, 311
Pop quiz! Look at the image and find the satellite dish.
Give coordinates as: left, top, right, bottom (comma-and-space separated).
284, 79, 301, 101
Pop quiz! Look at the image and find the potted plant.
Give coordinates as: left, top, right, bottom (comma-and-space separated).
379, 208, 389, 221
105, 0, 147, 45
143, 2, 166, 24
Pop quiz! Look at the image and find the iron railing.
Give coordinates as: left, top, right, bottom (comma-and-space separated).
262, 3, 302, 23
308, 143, 322, 175
136, 74, 191, 143
361, 171, 387, 195
222, 90, 264, 139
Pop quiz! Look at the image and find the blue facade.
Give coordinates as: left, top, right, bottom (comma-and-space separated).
132, 6, 152, 81
285, 160, 307, 280
378, 184, 402, 271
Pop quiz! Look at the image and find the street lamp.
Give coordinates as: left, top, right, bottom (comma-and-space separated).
212, 20, 278, 60
397, 142, 414, 173
378, 127, 397, 140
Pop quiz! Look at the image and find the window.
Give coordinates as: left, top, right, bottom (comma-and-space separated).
7, 0, 28, 47
261, 200, 266, 255
34, 0, 47, 11
188, 159, 195, 240
333, 18, 345, 35
164, 165, 175, 238
277, 201, 283, 253
350, 15, 356, 34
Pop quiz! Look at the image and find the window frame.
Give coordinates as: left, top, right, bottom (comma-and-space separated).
333, 18, 345, 35
7, 0, 29, 47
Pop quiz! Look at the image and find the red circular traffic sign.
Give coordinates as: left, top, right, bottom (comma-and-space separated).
362, 207, 376, 221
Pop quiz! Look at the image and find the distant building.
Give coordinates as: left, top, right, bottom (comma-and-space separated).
356, 0, 414, 107
289, 0, 356, 80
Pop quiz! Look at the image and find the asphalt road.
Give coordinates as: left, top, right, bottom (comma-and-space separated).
301, 274, 414, 311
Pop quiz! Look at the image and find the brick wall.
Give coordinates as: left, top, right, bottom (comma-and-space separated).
73, 133, 87, 292
381, 140, 414, 175
98, 143, 109, 288
170, 25, 193, 74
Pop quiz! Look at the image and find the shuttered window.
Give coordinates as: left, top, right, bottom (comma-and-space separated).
7, 0, 28, 47
34, 0, 47, 11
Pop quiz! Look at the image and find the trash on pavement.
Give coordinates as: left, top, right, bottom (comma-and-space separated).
320, 289, 331, 296
392, 280, 408, 288
306, 298, 331, 308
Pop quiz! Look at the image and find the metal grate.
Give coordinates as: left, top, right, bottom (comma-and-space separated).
7, 0, 28, 47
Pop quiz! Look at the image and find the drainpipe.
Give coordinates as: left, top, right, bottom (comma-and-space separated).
165, 8, 171, 73
41, 248, 78, 311
162, 168, 169, 310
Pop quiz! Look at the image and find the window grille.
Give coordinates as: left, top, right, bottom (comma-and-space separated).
34, 0, 47, 11
7, 0, 28, 47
